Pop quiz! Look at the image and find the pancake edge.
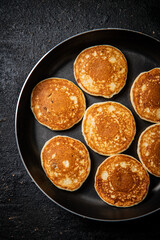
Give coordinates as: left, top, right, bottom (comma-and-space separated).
74, 45, 128, 98
41, 135, 91, 191
82, 101, 136, 156
137, 123, 160, 177
94, 154, 150, 207
130, 68, 160, 123
31, 77, 86, 131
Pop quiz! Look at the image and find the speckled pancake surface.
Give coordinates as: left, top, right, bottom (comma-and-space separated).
95, 154, 150, 207
41, 136, 91, 191
138, 124, 160, 177
130, 68, 160, 123
82, 102, 136, 156
31, 78, 86, 130
74, 45, 127, 98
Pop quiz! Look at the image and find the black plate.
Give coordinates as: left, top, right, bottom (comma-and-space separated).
15, 29, 160, 221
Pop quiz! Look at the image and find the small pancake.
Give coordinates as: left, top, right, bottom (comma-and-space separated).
95, 154, 150, 207
74, 45, 127, 98
31, 78, 86, 130
137, 124, 160, 177
82, 102, 136, 156
130, 68, 160, 123
41, 136, 91, 191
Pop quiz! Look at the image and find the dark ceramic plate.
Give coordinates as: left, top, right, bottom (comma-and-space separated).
15, 29, 160, 221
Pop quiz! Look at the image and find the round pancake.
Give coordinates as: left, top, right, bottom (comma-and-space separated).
74, 45, 127, 98
130, 68, 160, 123
137, 124, 160, 177
95, 154, 150, 207
41, 136, 91, 191
82, 102, 136, 156
31, 78, 86, 130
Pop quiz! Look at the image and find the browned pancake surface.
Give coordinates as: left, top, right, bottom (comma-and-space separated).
138, 124, 160, 177
31, 78, 86, 130
74, 45, 127, 98
130, 68, 160, 123
82, 102, 136, 155
95, 154, 150, 207
41, 136, 91, 191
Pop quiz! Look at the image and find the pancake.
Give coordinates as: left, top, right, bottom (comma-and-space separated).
82, 102, 136, 156
95, 154, 150, 207
74, 45, 127, 98
31, 78, 86, 130
41, 136, 91, 191
137, 124, 160, 177
130, 68, 160, 123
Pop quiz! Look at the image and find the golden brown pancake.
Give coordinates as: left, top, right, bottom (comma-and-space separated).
82, 102, 136, 156
31, 78, 86, 130
95, 154, 150, 207
41, 136, 91, 191
137, 124, 160, 177
130, 68, 160, 123
74, 45, 127, 98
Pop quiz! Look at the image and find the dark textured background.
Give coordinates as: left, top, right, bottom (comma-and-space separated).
1, 0, 160, 239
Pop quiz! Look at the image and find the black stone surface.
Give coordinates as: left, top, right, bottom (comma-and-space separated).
1, 0, 160, 239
